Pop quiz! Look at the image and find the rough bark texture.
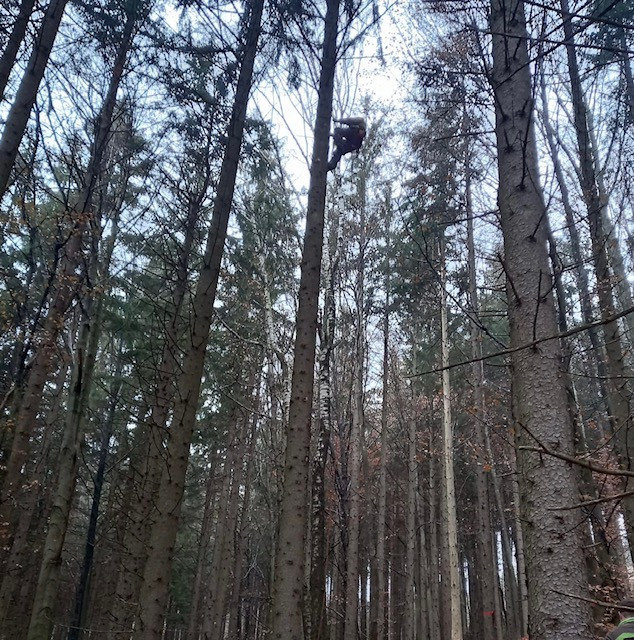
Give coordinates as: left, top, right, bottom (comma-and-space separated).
0, 0, 68, 198
133, 2, 263, 635
269, 0, 339, 638
309, 194, 339, 640
489, 1, 593, 638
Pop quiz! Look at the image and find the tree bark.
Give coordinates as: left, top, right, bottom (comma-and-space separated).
67, 356, 123, 640
559, 0, 634, 550
133, 1, 263, 635
0, 0, 68, 198
309, 190, 339, 640
0, 9, 133, 547
464, 122, 497, 640
269, 0, 340, 638
0, 0, 36, 102
489, 1, 593, 638
439, 236, 462, 640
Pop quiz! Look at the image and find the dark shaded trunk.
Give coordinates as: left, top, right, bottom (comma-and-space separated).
67, 364, 122, 640
0, 0, 69, 197
0, 0, 36, 102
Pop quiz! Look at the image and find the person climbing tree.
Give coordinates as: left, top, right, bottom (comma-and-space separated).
327, 116, 366, 171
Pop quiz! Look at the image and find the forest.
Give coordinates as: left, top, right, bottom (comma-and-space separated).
1, 0, 634, 639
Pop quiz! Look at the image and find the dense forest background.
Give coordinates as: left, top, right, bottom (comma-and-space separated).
1, 0, 634, 639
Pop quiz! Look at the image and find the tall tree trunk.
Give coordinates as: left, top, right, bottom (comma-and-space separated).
464, 125, 497, 640
269, 0, 340, 637
107, 191, 206, 638
310, 193, 339, 640
489, 2, 593, 638
0, 355, 69, 628
344, 165, 366, 640
439, 236, 462, 640
134, 2, 263, 634
0, 10, 133, 544
67, 357, 123, 640
0, 0, 69, 198
559, 0, 634, 550
0, 0, 36, 102
405, 412, 416, 640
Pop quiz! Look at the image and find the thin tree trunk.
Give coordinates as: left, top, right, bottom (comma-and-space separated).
375, 195, 391, 640
270, 0, 340, 637
405, 412, 416, 640
439, 237, 462, 640
344, 165, 366, 640
428, 441, 441, 640
67, 357, 123, 640
489, 2, 593, 638
187, 453, 220, 640
0, 0, 69, 198
0, 0, 36, 102
464, 124, 497, 640
133, 2, 263, 635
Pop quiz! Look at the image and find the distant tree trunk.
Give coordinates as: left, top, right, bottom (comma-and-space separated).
0, 0, 69, 198
427, 440, 441, 640
187, 452, 220, 640
439, 236, 462, 640
133, 2, 263, 635
559, 0, 634, 551
415, 491, 429, 640
269, 0, 340, 637
202, 402, 254, 640
405, 412, 417, 640
0, 0, 36, 102
375, 195, 391, 640
344, 165, 366, 640
464, 125, 497, 640
489, 2, 593, 639
67, 357, 123, 640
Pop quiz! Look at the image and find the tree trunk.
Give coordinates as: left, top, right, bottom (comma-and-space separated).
0, 0, 36, 102
269, 0, 340, 638
67, 357, 123, 640
0, 10, 133, 545
559, 0, 634, 550
375, 195, 391, 640
0, 355, 69, 629
464, 125, 497, 640
344, 162, 366, 640
405, 412, 416, 640
489, 2, 593, 638
439, 236, 462, 640
310, 191, 339, 640
0, 0, 69, 198
133, 1, 263, 635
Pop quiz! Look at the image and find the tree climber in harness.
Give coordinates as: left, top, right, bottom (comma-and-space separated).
327, 117, 366, 171
606, 599, 634, 639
